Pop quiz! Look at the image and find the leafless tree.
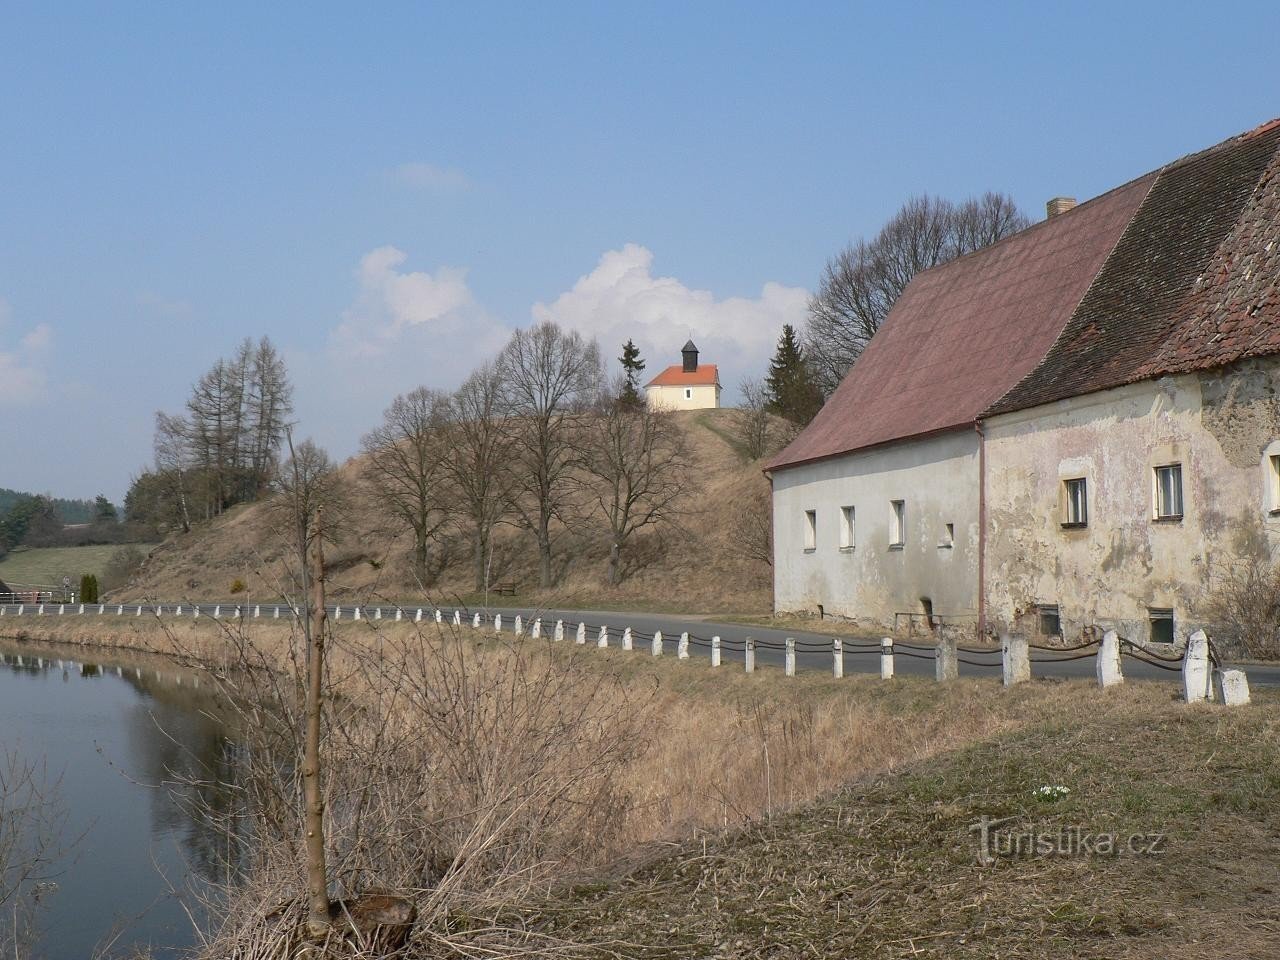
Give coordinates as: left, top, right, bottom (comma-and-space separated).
498, 321, 604, 589
734, 378, 777, 461
576, 385, 690, 585
0, 751, 68, 958
440, 362, 517, 593
361, 387, 454, 587
728, 486, 773, 568
805, 192, 1031, 395
269, 435, 348, 579
154, 411, 193, 533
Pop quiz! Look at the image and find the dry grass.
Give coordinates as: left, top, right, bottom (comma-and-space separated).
7, 617, 1269, 959
118, 409, 775, 614
530, 687, 1280, 958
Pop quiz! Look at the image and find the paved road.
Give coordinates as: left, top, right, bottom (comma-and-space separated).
3, 599, 1275, 687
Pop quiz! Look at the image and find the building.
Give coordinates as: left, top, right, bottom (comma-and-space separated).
645, 340, 721, 410
767, 118, 1280, 645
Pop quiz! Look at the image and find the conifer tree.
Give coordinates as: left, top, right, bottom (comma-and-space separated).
618, 339, 646, 408
764, 324, 824, 425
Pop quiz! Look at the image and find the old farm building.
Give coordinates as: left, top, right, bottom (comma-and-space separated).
767, 119, 1280, 645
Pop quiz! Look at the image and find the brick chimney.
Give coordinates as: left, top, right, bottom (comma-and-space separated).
1046, 197, 1078, 219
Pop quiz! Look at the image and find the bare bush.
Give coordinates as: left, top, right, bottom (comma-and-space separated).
733, 379, 776, 461
181, 619, 648, 957
0, 751, 68, 958
1207, 552, 1280, 658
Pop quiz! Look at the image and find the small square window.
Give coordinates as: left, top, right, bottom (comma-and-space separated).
939, 522, 955, 547
1037, 604, 1061, 637
839, 505, 855, 549
1154, 464, 1183, 520
684, 388, 692, 399
889, 500, 905, 548
803, 509, 816, 551
1149, 607, 1175, 645
1063, 477, 1088, 527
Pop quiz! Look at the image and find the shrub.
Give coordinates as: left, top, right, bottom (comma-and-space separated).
1206, 552, 1280, 659
78, 574, 99, 604
229, 578, 246, 594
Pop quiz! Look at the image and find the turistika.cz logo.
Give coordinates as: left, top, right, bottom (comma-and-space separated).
968, 816, 1166, 867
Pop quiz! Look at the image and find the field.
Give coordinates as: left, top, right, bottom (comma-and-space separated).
0, 544, 154, 589
2, 615, 1276, 958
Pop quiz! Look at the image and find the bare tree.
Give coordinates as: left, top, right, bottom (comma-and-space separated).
153, 411, 193, 533
270, 436, 348, 576
498, 322, 604, 589
805, 192, 1031, 395
734, 378, 776, 461
576, 385, 689, 585
361, 388, 453, 587
728, 486, 773, 569
440, 362, 516, 593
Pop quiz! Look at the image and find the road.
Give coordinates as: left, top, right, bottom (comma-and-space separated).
2, 599, 1275, 687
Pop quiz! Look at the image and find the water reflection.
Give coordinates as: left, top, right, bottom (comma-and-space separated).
0, 643, 240, 959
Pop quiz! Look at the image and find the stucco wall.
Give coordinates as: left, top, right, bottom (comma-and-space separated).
646, 383, 721, 410
771, 430, 980, 629
984, 358, 1280, 644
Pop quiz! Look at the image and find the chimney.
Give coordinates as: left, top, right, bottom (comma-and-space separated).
681, 339, 699, 373
1046, 196, 1077, 219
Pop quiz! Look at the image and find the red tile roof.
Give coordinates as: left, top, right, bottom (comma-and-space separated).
766, 174, 1153, 471
988, 119, 1280, 416
646, 364, 720, 387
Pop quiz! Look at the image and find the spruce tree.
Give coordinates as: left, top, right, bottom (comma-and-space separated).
764, 324, 824, 425
618, 339, 646, 408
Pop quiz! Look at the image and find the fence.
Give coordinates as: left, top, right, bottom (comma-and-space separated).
0, 601, 1252, 707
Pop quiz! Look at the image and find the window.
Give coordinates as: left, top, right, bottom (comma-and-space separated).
684, 388, 692, 399
1037, 604, 1061, 637
1154, 464, 1183, 520
1149, 607, 1175, 645
803, 509, 816, 551
839, 506, 855, 550
1063, 478, 1088, 527
1270, 454, 1280, 513
940, 522, 955, 548
889, 500, 905, 548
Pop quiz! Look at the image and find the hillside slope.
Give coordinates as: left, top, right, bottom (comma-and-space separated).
122, 409, 776, 613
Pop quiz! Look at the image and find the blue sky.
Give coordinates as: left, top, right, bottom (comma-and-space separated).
2, 1, 1279, 504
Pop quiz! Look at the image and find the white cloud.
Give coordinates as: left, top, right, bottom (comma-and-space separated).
331, 245, 497, 358
392, 162, 471, 193
532, 244, 809, 389
0, 302, 51, 407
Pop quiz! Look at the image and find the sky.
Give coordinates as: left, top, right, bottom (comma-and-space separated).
2, 0, 1280, 505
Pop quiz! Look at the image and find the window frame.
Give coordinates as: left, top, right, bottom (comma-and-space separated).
839, 505, 855, 551
1153, 463, 1184, 521
1269, 453, 1280, 514
1062, 477, 1088, 528
939, 522, 954, 548
1037, 604, 1061, 638
803, 509, 817, 552
1148, 607, 1175, 645
889, 499, 906, 549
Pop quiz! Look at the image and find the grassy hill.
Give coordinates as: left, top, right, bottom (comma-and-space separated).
0, 544, 143, 589
121, 408, 778, 612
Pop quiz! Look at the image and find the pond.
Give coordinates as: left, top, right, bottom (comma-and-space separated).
0, 639, 236, 959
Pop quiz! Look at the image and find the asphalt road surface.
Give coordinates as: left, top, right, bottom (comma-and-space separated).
3, 599, 1275, 687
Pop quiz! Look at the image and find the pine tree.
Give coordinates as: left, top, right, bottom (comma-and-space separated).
618, 339, 646, 408
764, 324, 824, 425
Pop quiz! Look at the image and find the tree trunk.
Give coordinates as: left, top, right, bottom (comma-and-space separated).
302, 507, 331, 939
607, 541, 621, 586
414, 529, 429, 587
473, 528, 486, 593
537, 524, 552, 589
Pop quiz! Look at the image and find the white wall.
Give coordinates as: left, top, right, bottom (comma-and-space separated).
771, 430, 980, 629
984, 359, 1280, 644
646, 382, 721, 410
